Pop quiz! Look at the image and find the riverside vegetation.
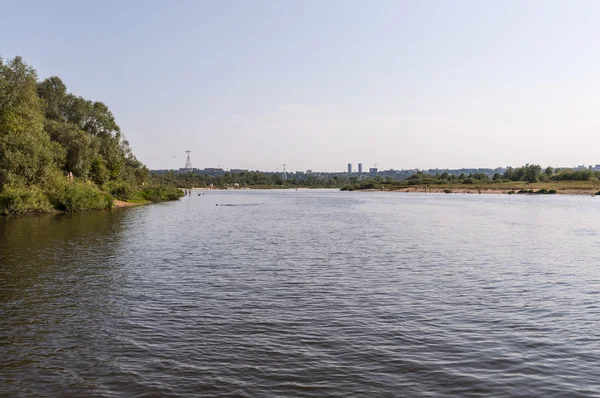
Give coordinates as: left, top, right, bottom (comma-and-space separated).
341, 164, 600, 195
156, 164, 600, 195
151, 170, 351, 189
0, 56, 182, 215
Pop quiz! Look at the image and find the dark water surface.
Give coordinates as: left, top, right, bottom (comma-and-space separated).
2, 190, 600, 397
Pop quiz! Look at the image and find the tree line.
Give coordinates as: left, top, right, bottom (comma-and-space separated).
0, 56, 181, 214
402, 164, 599, 184
155, 163, 600, 191
340, 164, 600, 191
151, 170, 352, 188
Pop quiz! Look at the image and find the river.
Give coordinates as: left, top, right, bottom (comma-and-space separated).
2, 190, 600, 397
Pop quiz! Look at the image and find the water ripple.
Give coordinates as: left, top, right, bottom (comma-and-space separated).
2, 191, 600, 396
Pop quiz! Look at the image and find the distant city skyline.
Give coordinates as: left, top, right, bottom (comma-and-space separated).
3, 0, 600, 171
167, 152, 600, 174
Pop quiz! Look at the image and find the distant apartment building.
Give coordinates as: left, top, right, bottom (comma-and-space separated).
358, 163, 363, 174
348, 163, 352, 173
369, 167, 378, 175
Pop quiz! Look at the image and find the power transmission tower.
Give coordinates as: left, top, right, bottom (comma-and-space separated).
185, 150, 193, 169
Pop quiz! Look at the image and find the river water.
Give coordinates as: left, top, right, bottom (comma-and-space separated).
2, 190, 600, 397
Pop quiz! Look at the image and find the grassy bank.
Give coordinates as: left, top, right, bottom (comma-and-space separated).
0, 178, 184, 215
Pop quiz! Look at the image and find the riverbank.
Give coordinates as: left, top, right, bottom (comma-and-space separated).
113, 199, 150, 208
179, 186, 317, 191
352, 181, 600, 196
0, 183, 185, 216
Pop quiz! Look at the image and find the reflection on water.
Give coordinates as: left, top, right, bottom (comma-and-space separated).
2, 191, 600, 396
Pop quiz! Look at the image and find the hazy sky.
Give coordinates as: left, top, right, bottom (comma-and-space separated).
3, 0, 600, 171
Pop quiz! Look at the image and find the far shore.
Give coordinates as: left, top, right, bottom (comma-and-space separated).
363, 187, 599, 196
173, 183, 600, 196
178, 187, 317, 191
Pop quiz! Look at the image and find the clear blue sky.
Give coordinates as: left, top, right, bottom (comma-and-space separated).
3, 0, 599, 171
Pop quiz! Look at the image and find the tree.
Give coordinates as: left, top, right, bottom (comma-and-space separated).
523, 164, 541, 182
90, 156, 109, 185
37, 76, 68, 121
0, 57, 56, 188
472, 172, 489, 181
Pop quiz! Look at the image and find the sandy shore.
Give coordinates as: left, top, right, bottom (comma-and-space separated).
113, 200, 149, 208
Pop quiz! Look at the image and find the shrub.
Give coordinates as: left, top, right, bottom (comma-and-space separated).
551, 169, 593, 181
548, 189, 557, 194
46, 173, 112, 212
507, 190, 515, 194
443, 189, 452, 194
0, 186, 53, 215
472, 172, 490, 181
105, 181, 135, 201
536, 189, 548, 194
89, 156, 109, 186
358, 182, 376, 190
140, 185, 185, 202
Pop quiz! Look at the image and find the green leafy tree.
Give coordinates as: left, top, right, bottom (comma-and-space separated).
523, 164, 541, 182
90, 156, 109, 186
0, 57, 56, 188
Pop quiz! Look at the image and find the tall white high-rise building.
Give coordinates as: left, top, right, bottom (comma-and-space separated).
347, 163, 352, 173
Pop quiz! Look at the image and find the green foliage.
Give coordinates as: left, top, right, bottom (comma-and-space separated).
90, 156, 109, 186
105, 180, 135, 201
0, 56, 179, 214
504, 165, 542, 182
0, 57, 56, 188
551, 169, 594, 181
471, 172, 489, 181
358, 182, 376, 189
140, 185, 185, 202
0, 186, 52, 215
535, 189, 548, 194
548, 189, 557, 194
46, 173, 112, 212
152, 170, 349, 189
